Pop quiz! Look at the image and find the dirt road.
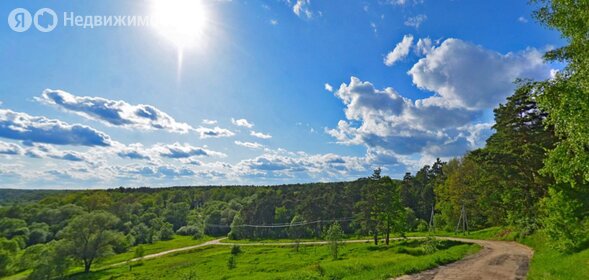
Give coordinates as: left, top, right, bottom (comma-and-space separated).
394, 238, 533, 280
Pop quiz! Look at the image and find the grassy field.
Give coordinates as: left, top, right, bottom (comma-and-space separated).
69, 239, 479, 280
523, 233, 589, 280
2, 235, 213, 280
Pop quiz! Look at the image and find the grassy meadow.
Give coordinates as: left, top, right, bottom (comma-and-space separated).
67, 239, 479, 280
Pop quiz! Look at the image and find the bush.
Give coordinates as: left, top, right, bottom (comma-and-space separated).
231, 245, 242, 255
159, 223, 175, 241
177, 225, 204, 239
227, 255, 236, 269
541, 188, 589, 252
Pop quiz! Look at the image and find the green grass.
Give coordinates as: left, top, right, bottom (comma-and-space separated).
68, 239, 480, 280
406, 227, 520, 241
411, 227, 589, 280
522, 232, 589, 280
1, 235, 213, 280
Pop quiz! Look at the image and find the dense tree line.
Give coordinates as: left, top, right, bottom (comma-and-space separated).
0, 178, 418, 278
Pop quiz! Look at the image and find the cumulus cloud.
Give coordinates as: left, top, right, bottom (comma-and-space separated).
0, 109, 112, 147
415, 37, 434, 55
250, 131, 272, 139
195, 126, 235, 139
327, 77, 491, 160
235, 141, 264, 149
152, 143, 226, 159
384, 35, 414, 66
24, 143, 89, 162
231, 118, 254, 128
328, 39, 551, 169
235, 149, 367, 179
0, 141, 24, 155
404, 14, 427, 29
116, 143, 152, 160
37, 89, 193, 133
121, 164, 196, 178
408, 38, 550, 109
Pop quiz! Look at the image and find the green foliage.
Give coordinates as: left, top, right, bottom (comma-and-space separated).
540, 187, 589, 252
324, 222, 344, 260
60, 211, 124, 273
230, 244, 242, 255
134, 245, 145, 259
533, 0, 589, 186
177, 225, 204, 239
0, 249, 12, 277
28, 240, 72, 280
226, 255, 236, 269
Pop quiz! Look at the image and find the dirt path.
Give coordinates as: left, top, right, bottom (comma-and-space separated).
394, 237, 533, 280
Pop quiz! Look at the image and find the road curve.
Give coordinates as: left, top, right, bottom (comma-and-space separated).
394, 237, 533, 280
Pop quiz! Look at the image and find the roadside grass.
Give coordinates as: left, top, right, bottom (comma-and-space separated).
410, 227, 589, 280
406, 227, 520, 241
69, 239, 480, 280
522, 232, 589, 280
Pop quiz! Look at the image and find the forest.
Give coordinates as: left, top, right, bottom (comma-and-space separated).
1, 0, 589, 279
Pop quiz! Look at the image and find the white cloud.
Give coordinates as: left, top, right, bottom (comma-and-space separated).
324, 83, 333, 92
231, 118, 254, 128
409, 38, 550, 109
415, 37, 434, 55
386, 0, 423, 6
234, 141, 264, 149
518, 16, 528, 23
292, 0, 313, 19
326, 76, 495, 169
152, 142, 227, 159
202, 119, 218, 125
37, 89, 193, 133
0, 109, 112, 147
195, 126, 235, 139
404, 14, 427, 29
250, 131, 272, 139
328, 39, 551, 168
270, 19, 279, 25
384, 35, 414, 66
0, 141, 24, 155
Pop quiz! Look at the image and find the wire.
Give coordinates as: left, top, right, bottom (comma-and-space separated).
203, 217, 354, 228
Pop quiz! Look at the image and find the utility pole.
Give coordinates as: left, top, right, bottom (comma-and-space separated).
455, 204, 469, 234
428, 204, 435, 233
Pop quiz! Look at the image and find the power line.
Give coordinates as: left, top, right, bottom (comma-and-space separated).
204, 217, 354, 228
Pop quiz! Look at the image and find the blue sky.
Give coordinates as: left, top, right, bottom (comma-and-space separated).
0, 0, 563, 189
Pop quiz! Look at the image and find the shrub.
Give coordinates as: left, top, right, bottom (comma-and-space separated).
231, 244, 242, 255
541, 188, 589, 252
177, 225, 204, 239
227, 255, 236, 269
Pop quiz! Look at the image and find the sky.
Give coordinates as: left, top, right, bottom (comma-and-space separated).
0, 0, 564, 189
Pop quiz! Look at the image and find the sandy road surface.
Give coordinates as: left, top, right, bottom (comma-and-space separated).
394, 237, 533, 280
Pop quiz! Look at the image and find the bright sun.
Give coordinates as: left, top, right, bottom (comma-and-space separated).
151, 0, 208, 49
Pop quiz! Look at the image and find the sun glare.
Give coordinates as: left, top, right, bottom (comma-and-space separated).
151, 0, 208, 50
